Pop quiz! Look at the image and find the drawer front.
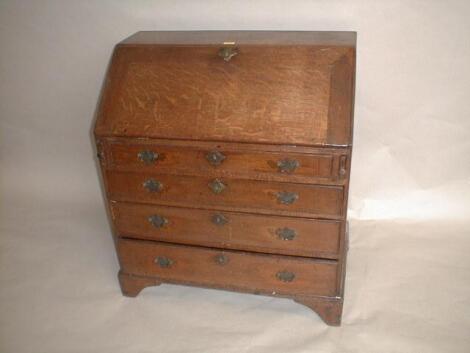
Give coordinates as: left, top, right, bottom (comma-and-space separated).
105, 140, 346, 184
112, 202, 341, 259
106, 171, 343, 218
118, 239, 338, 297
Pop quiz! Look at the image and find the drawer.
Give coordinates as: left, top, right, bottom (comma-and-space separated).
112, 202, 342, 259
118, 239, 339, 297
106, 171, 344, 218
103, 139, 349, 184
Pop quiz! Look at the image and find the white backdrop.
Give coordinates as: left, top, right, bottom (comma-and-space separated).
1, 1, 470, 353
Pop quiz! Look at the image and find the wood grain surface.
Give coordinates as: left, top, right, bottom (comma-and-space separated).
104, 138, 349, 184
94, 43, 355, 146
111, 202, 341, 258
94, 31, 355, 326
118, 238, 338, 297
105, 171, 344, 218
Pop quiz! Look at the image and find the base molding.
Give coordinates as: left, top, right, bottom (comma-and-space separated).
117, 270, 344, 325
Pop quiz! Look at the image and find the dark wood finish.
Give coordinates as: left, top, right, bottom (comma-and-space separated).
117, 271, 345, 326
95, 36, 355, 147
104, 138, 348, 184
116, 234, 347, 325
111, 202, 341, 259
106, 171, 344, 218
295, 296, 343, 326
94, 31, 355, 326
118, 270, 161, 297
118, 239, 338, 297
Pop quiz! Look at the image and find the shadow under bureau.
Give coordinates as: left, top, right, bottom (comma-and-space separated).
94, 31, 356, 326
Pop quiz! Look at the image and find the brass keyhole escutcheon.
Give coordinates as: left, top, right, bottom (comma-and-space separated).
206, 150, 226, 166
215, 254, 229, 265
208, 179, 226, 194
155, 256, 173, 268
218, 46, 238, 62
211, 213, 228, 226
148, 214, 168, 228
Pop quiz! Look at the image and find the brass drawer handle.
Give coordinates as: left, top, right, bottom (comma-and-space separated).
277, 159, 300, 173
208, 179, 226, 194
211, 213, 228, 226
218, 46, 238, 62
275, 227, 296, 241
276, 191, 298, 205
215, 254, 229, 265
138, 150, 158, 164
155, 256, 173, 268
148, 214, 168, 228
143, 179, 163, 192
276, 271, 295, 282
206, 150, 226, 166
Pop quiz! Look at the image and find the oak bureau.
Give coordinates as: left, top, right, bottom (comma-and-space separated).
94, 31, 356, 326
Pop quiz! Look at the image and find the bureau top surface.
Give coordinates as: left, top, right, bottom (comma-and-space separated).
120, 31, 356, 46
95, 31, 356, 147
